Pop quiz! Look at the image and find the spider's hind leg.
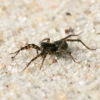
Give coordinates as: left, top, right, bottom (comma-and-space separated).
10, 44, 41, 59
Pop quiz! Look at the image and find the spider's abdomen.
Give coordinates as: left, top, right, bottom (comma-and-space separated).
41, 42, 58, 53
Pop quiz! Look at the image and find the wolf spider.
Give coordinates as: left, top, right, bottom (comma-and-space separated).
11, 34, 95, 70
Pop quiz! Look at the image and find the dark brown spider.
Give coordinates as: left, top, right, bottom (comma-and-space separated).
11, 34, 96, 70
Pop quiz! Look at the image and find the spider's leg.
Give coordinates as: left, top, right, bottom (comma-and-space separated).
67, 52, 78, 63
10, 44, 41, 59
61, 32, 82, 40
10, 50, 20, 59
66, 39, 96, 50
40, 54, 47, 69
41, 38, 50, 43
23, 53, 42, 71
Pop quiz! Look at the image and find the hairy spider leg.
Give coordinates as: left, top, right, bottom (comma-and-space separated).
41, 38, 50, 43
10, 50, 20, 59
66, 39, 96, 50
67, 51, 78, 63
11, 44, 41, 59
23, 53, 42, 71
61, 32, 82, 40
40, 54, 47, 69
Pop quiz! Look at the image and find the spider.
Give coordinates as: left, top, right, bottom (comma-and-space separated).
11, 34, 95, 70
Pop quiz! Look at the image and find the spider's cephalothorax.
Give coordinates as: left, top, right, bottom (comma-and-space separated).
11, 34, 95, 71
54, 40, 68, 52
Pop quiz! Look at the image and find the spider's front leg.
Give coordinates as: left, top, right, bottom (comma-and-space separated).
41, 38, 50, 43
66, 51, 79, 63
10, 44, 41, 59
40, 54, 47, 69
61, 32, 82, 40
56, 49, 78, 63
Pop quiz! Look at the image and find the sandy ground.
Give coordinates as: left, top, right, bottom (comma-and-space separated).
0, 0, 100, 100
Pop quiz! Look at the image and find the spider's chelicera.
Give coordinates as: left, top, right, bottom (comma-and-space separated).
11, 34, 95, 70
